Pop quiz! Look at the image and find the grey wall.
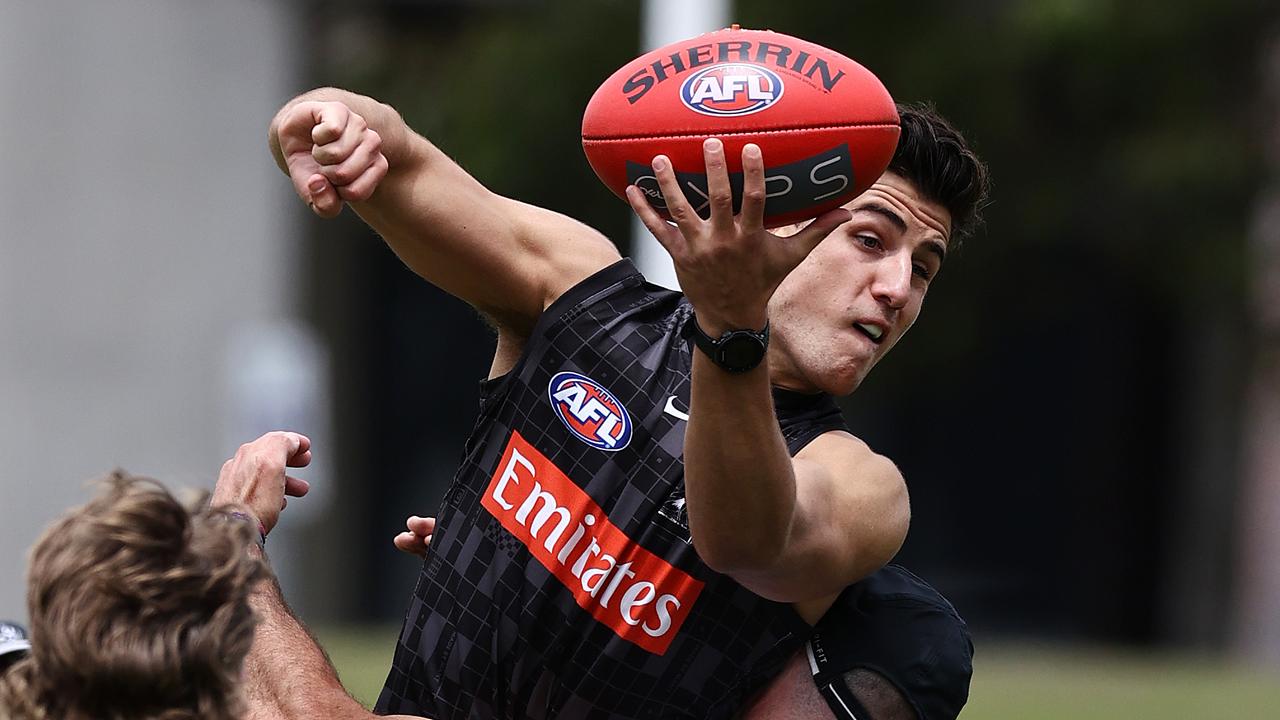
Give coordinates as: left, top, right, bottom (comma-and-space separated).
0, 0, 310, 620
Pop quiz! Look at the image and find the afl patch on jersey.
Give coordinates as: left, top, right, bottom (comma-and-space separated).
548, 371, 633, 451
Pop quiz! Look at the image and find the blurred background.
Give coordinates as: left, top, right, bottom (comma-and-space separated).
2, 0, 1279, 716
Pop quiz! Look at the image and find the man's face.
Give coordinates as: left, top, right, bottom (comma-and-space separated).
768, 172, 952, 396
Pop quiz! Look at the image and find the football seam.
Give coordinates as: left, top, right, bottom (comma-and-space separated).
581, 122, 899, 142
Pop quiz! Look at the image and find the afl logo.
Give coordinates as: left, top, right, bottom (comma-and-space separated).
548, 372, 633, 451
680, 63, 785, 117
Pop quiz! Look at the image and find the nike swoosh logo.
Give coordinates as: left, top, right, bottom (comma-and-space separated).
663, 395, 689, 422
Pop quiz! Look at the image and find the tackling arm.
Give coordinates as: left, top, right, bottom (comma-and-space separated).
212, 433, 421, 720
242, 564, 420, 720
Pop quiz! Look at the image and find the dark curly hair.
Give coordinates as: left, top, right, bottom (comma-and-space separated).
890, 102, 991, 245
0, 473, 266, 720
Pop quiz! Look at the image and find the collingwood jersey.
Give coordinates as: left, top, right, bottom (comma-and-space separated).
377, 260, 850, 719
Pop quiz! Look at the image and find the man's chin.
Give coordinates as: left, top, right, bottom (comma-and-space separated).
830, 376, 864, 397
773, 345, 873, 396
818, 364, 869, 397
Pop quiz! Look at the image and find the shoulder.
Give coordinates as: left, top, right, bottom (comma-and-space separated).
490, 259, 684, 376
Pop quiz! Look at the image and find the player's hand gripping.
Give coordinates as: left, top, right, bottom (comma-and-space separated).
270, 100, 389, 218
625, 139, 852, 335
392, 515, 437, 558
211, 431, 312, 537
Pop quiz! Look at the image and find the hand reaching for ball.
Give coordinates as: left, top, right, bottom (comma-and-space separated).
626, 139, 851, 335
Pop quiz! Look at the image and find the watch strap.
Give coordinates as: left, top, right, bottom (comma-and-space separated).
684, 313, 770, 373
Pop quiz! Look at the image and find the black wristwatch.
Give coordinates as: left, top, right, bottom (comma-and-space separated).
684, 314, 770, 374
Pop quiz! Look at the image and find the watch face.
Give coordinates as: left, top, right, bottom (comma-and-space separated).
719, 333, 767, 370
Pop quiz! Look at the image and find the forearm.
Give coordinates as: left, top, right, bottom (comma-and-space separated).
266, 87, 452, 266
211, 436, 419, 720
266, 86, 604, 324
243, 551, 373, 720
684, 355, 798, 573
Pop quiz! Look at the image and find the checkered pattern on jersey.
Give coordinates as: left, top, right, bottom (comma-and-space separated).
377, 260, 844, 720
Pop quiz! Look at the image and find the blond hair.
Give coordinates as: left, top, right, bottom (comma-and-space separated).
0, 473, 266, 719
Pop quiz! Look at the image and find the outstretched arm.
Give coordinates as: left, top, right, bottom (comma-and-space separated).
627, 141, 909, 611
212, 432, 421, 720
269, 88, 620, 334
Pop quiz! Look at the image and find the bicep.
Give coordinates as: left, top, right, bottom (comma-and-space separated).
734, 432, 910, 603
350, 137, 620, 330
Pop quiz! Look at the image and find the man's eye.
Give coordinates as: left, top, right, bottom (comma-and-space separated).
857, 235, 882, 250
913, 263, 933, 281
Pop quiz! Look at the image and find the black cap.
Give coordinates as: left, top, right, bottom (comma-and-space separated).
0, 620, 32, 669
808, 565, 973, 720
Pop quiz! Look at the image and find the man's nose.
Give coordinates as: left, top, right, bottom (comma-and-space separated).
871, 253, 912, 309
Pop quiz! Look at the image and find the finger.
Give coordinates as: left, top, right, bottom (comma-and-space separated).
393, 532, 428, 558
335, 152, 389, 203
276, 102, 330, 153
307, 174, 344, 219
283, 147, 324, 205
288, 448, 313, 468
280, 433, 311, 467
247, 433, 310, 482
256, 431, 299, 456
312, 111, 368, 166
651, 155, 702, 239
309, 104, 351, 148
322, 130, 383, 188
790, 207, 854, 255
284, 475, 310, 497
406, 515, 435, 536
702, 138, 734, 232
739, 143, 766, 233
626, 184, 684, 256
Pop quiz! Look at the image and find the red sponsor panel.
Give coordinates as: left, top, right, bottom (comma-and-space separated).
482, 431, 704, 655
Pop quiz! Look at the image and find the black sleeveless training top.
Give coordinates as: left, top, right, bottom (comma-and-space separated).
376, 259, 849, 719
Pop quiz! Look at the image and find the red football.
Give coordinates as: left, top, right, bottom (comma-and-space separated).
582, 26, 900, 228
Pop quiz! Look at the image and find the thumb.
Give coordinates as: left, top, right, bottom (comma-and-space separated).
305, 173, 343, 219
791, 207, 852, 254
274, 105, 322, 186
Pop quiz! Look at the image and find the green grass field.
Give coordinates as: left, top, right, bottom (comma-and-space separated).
317, 626, 1280, 718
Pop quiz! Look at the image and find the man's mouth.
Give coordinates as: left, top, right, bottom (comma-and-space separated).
854, 322, 885, 345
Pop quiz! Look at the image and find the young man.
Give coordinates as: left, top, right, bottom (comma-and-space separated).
255, 87, 986, 719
